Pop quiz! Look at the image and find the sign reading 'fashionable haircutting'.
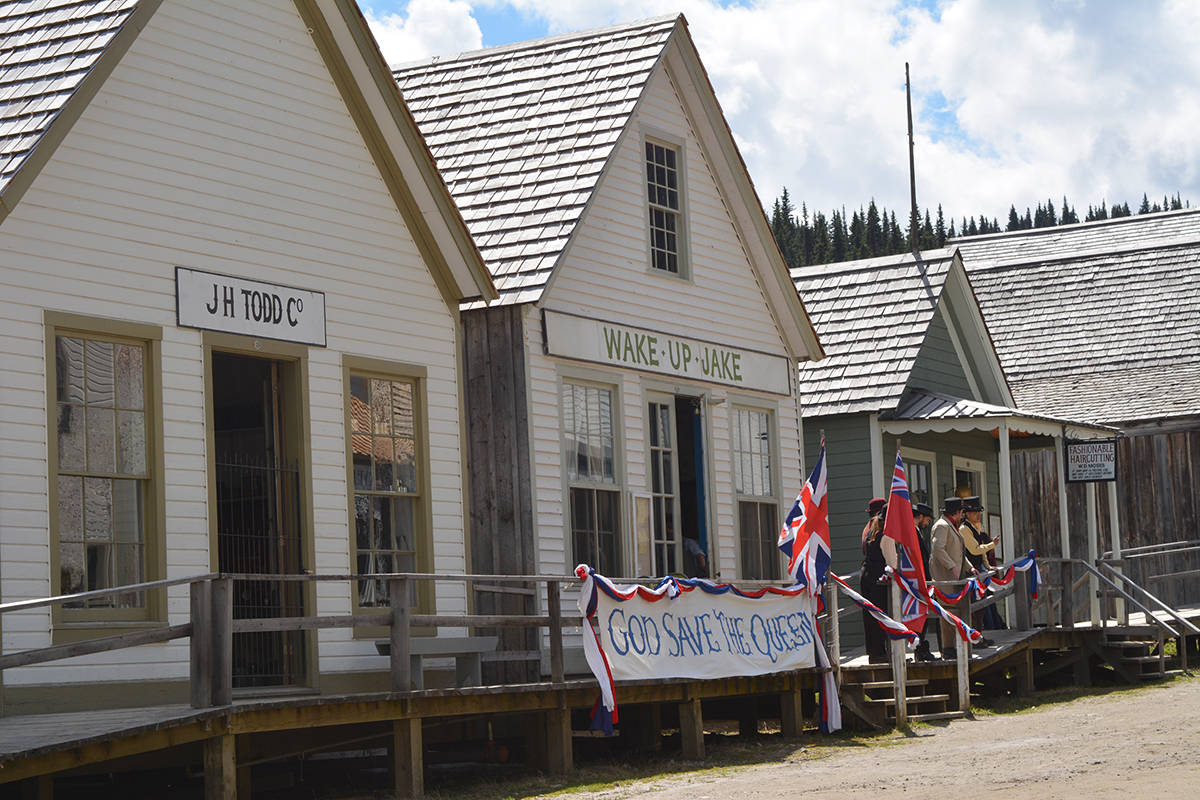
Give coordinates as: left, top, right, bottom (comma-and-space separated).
176, 267, 326, 346
1065, 439, 1118, 483
542, 310, 791, 394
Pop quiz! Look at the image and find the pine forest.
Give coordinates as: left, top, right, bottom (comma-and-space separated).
770, 190, 1189, 268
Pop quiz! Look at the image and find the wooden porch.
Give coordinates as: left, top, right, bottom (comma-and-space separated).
0, 560, 1195, 798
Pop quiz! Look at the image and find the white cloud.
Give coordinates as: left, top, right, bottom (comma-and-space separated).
368, 0, 1200, 222
361, 0, 483, 66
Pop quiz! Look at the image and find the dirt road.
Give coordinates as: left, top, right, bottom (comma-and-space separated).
550, 678, 1200, 800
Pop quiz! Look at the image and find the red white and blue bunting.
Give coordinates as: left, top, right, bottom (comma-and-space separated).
575, 565, 835, 733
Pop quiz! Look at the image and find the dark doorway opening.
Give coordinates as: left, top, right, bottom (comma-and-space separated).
211, 351, 307, 689
675, 395, 708, 577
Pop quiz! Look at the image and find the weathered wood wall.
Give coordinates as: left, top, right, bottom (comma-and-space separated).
462, 306, 539, 682
1010, 427, 1200, 610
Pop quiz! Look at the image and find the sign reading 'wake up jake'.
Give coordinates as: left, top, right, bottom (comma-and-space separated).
542, 310, 792, 395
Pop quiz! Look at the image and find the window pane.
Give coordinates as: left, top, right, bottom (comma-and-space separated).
84, 340, 115, 407
115, 344, 144, 410
57, 404, 86, 471
354, 494, 371, 550
113, 479, 142, 543
117, 410, 146, 475
86, 406, 116, 473
391, 382, 414, 438
84, 477, 113, 542
349, 376, 370, 433
58, 475, 83, 542
56, 337, 85, 403
370, 379, 391, 435
373, 436, 394, 491
61, 541, 85, 598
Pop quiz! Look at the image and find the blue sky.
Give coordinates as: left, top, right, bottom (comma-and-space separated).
360, 1, 1200, 223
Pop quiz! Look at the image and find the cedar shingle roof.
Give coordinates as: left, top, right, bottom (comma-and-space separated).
393, 15, 678, 305
955, 210, 1200, 423
0, 0, 138, 195
791, 248, 956, 417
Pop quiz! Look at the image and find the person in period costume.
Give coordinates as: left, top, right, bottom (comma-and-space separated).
683, 537, 709, 579
929, 496, 972, 659
860, 496, 886, 550
859, 508, 895, 663
912, 502, 936, 662
960, 497, 1004, 633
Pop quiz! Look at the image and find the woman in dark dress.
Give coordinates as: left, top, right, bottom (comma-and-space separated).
859, 511, 890, 663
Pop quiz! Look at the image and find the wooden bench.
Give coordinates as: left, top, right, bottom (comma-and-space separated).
375, 636, 498, 689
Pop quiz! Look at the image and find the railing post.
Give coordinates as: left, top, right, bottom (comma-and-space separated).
1060, 560, 1075, 629
190, 579, 213, 708
825, 580, 840, 681
211, 577, 233, 707
390, 577, 411, 692
547, 580, 564, 684
1014, 570, 1032, 632
956, 639, 970, 712
889, 579, 907, 727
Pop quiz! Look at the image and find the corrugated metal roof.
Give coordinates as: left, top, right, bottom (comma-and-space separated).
393, 15, 678, 305
955, 211, 1200, 423
885, 389, 1117, 433
791, 248, 956, 417
0, 0, 138, 196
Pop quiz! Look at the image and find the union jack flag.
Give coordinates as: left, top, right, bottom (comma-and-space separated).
882, 451, 929, 635
778, 438, 830, 596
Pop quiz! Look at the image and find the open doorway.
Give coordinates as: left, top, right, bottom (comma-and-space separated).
211, 351, 307, 689
647, 394, 708, 577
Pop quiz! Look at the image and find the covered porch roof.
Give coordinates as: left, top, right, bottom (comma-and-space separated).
880, 389, 1120, 440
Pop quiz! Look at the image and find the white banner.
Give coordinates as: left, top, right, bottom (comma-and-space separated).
588, 580, 818, 681
176, 266, 327, 346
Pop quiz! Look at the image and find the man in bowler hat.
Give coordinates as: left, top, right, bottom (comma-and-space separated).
929, 497, 973, 659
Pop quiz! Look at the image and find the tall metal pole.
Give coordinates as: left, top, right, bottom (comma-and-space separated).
906, 63, 920, 256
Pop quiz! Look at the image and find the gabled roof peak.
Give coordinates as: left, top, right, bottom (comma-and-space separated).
391, 14, 681, 72
393, 14, 680, 305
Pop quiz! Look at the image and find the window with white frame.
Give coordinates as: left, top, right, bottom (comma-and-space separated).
562, 381, 621, 575
645, 140, 683, 274
732, 407, 779, 580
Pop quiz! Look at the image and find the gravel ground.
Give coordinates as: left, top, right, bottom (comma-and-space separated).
542, 677, 1200, 800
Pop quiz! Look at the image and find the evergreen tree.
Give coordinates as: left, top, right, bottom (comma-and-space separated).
935, 204, 947, 246
1045, 198, 1056, 226
1138, 193, 1151, 214
1007, 205, 1021, 232
1022, 208, 1033, 229
888, 211, 905, 252
830, 210, 847, 262
865, 200, 883, 257
921, 211, 936, 249
1061, 196, 1078, 225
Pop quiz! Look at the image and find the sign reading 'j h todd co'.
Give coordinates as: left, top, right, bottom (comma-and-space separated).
1065, 439, 1118, 483
176, 267, 327, 347
542, 310, 792, 395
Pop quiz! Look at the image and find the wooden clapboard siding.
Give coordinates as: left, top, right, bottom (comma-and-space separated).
0, 0, 465, 685
883, 430, 1002, 512
544, 63, 789, 357
1010, 428, 1200, 609
908, 310, 973, 399
804, 415, 873, 579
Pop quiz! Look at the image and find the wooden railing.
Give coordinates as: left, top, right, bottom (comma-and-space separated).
0, 572, 579, 713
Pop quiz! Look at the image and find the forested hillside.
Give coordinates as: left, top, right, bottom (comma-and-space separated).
770, 190, 1188, 268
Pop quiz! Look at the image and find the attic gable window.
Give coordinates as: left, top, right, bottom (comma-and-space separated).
646, 140, 683, 274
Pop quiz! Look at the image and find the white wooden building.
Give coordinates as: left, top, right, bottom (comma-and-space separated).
0, 0, 496, 711
393, 15, 823, 676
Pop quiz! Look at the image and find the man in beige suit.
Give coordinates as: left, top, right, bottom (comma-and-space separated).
929, 497, 971, 659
